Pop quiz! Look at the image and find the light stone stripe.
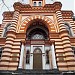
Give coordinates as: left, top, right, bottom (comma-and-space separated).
56, 11, 61, 13
3, 20, 12, 21
58, 18, 62, 22
21, 26, 25, 28
56, 13, 61, 16
59, 29, 66, 31
6, 38, 14, 41
10, 27, 16, 30
51, 30, 55, 31
11, 24, 16, 27
13, 18, 19, 21
59, 27, 66, 30
58, 25, 65, 28
57, 17, 63, 20
70, 21, 75, 22
23, 24, 26, 26
14, 14, 19, 17
5, 44, 12, 48
9, 29, 15, 32
56, 15, 62, 18
58, 22, 64, 25
12, 19, 18, 22
56, 12, 61, 14
20, 30, 24, 32
56, 13, 61, 15
63, 44, 71, 48
62, 41, 71, 44
62, 37, 70, 40
10, 26, 16, 29
60, 29, 66, 31
12, 20, 18, 23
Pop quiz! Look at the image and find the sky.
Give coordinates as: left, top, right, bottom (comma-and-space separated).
0, 0, 74, 24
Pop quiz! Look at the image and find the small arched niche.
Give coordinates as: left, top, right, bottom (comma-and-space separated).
64, 22, 74, 37
2, 23, 11, 37
26, 19, 49, 40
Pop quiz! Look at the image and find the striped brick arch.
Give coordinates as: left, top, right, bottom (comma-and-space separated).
20, 15, 57, 33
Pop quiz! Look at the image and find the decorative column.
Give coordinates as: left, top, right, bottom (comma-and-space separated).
18, 41, 25, 69
30, 45, 33, 69
23, 48, 26, 69
51, 43, 57, 69
49, 50, 53, 69
42, 45, 45, 69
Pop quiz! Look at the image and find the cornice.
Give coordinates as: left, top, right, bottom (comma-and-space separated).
13, 2, 31, 11
13, 2, 62, 13
3, 11, 14, 17
3, 11, 14, 20
61, 11, 73, 18
2, 2, 66, 17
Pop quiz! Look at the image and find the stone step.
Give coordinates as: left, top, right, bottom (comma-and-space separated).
16, 69, 61, 75
0, 69, 75, 75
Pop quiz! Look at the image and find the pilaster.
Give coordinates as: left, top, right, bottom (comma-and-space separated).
0, 31, 16, 70
9, 11, 20, 32
18, 40, 25, 69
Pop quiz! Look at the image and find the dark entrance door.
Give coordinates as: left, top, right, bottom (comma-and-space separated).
33, 48, 42, 69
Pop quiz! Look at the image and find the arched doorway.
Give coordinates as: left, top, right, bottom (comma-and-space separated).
25, 19, 51, 70
33, 48, 42, 69
19, 18, 57, 70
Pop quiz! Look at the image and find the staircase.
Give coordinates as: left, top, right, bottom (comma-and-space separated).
16, 69, 61, 75
0, 69, 75, 75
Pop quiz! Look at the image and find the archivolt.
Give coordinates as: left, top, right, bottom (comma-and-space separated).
19, 15, 57, 33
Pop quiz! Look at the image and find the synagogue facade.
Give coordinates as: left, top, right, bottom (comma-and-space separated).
0, 0, 75, 71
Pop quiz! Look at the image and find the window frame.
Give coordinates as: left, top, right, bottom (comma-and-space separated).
0, 47, 4, 60
71, 47, 75, 56
33, 2, 36, 6
38, 2, 42, 6
26, 50, 30, 64
46, 50, 49, 64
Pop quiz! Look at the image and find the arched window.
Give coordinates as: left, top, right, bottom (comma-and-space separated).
26, 50, 30, 64
64, 23, 73, 36
3, 23, 11, 37
0, 47, 4, 59
26, 20, 49, 40
34, 2, 36, 6
31, 33, 44, 39
38, 2, 42, 6
46, 50, 49, 64
71, 47, 75, 56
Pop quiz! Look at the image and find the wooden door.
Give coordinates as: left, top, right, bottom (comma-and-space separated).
33, 48, 42, 69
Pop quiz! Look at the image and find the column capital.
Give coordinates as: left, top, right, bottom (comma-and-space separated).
49, 40, 55, 45
21, 39, 26, 45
